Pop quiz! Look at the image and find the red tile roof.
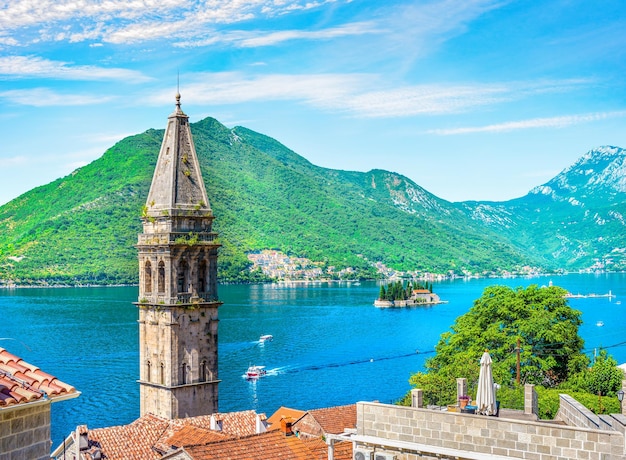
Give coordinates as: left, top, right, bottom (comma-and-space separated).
180, 430, 317, 460
165, 425, 230, 449
303, 438, 353, 460
0, 347, 76, 407
266, 406, 306, 431
83, 414, 170, 460
306, 404, 356, 435
60, 411, 265, 460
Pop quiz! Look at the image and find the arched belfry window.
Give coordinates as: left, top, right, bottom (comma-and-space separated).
146, 361, 151, 382
144, 261, 153, 294
200, 360, 207, 382
177, 260, 189, 294
160, 363, 165, 385
158, 261, 165, 293
198, 260, 207, 294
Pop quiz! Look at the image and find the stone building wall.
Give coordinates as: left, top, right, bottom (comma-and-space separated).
355, 401, 626, 460
0, 401, 51, 460
292, 413, 322, 440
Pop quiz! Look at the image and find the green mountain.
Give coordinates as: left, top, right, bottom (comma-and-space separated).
0, 117, 536, 285
458, 146, 626, 271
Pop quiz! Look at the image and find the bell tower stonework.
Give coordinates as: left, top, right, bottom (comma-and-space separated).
136, 93, 221, 419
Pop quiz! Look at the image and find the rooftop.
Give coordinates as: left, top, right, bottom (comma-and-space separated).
52, 410, 269, 460
168, 430, 319, 460
0, 346, 77, 407
305, 404, 356, 434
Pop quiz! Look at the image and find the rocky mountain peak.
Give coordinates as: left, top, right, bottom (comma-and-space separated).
529, 146, 626, 202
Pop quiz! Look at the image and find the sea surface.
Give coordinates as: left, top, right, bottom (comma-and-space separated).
0, 273, 624, 448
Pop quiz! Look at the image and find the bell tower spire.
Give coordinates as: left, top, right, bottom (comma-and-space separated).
136, 93, 221, 419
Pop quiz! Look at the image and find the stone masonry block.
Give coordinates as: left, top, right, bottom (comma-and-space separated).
536, 443, 551, 454
10, 416, 24, 434
577, 449, 590, 460
561, 448, 578, 458
570, 439, 582, 450
499, 439, 517, 449
426, 421, 442, 431
515, 441, 530, 452
556, 437, 571, 448
458, 441, 476, 452
530, 434, 543, 444
562, 429, 576, 439
492, 447, 508, 456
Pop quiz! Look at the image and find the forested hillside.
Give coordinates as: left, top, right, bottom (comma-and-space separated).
0, 117, 535, 285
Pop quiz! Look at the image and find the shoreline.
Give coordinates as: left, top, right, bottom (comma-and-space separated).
1, 270, 624, 289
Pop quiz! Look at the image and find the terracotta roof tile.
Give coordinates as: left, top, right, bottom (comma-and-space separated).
303, 438, 353, 460
83, 414, 170, 460
67, 411, 265, 460
182, 430, 317, 460
165, 425, 230, 449
0, 347, 76, 407
217, 410, 261, 437
266, 406, 306, 431
307, 404, 356, 434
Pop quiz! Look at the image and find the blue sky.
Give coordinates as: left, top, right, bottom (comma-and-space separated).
1, 0, 625, 206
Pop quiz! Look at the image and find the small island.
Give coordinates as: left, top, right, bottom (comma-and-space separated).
374, 280, 443, 308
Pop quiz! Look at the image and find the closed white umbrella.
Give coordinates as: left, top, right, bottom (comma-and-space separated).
476, 350, 497, 415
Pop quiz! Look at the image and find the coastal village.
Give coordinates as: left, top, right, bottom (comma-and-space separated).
246, 249, 542, 283
2, 97, 626, 460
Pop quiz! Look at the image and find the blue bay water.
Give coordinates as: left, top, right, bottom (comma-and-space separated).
0, 273, 624, 448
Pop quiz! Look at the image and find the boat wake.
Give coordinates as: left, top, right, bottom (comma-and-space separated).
277, 351, 435, 375
240, 350, 435, 380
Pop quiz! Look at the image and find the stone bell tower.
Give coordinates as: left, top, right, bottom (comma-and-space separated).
136, 93, 221, 419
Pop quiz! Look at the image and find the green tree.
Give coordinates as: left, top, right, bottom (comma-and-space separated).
379, 285, 386, 300
585, 349, 623, 411
406, 284, 587, 406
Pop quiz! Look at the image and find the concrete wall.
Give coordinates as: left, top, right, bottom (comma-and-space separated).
0, 401, 51, 460
356, 401, 626, 460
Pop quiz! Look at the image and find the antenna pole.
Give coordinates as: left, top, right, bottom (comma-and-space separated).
516, 337, 521, 385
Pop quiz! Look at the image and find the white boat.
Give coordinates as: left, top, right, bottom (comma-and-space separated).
246, 365, 267, 379
596, 321, 604, 327
259, 334, 273, 342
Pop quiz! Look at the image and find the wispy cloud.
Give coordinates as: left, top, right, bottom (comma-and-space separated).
0, 155, 28, 167
156, 72, 593, 119
427, 111, 626, 135
0, 0, 344, 46
0, 56, 151, 82
173, 21, 379, 48
0, 88, 114, 107
238, 22, 381, 47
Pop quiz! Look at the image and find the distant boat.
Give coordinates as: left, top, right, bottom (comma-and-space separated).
259, 334, 273, 342
596, 321, 604, 327
246, 365, 267, 379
